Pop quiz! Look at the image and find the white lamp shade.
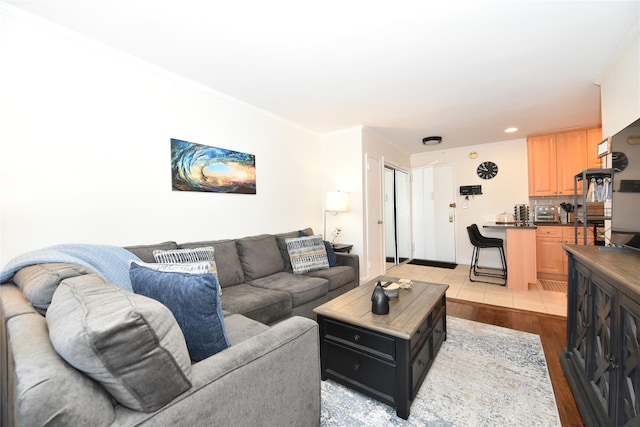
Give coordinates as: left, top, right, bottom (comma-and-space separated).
326, 191, 349, 212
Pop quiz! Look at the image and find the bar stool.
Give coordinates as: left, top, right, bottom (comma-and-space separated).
466, 224, 507, 286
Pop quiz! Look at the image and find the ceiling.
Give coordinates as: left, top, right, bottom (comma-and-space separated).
5, 0, 639, 154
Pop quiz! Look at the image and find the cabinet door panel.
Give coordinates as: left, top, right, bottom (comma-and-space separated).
536, 227, 564, 275
587, 127, 603, 169
528, 134, 557, 196
571, 263, 590, 371
589, 276, 616, 424
619, 295, 640, 426
557, 130, 587, 195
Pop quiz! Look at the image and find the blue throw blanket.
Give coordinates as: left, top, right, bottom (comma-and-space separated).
0, 244, 141, 291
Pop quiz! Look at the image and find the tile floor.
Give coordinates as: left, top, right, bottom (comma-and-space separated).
387, 263, 567, 317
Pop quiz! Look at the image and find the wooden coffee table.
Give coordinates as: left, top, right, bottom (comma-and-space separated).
314, 276, 448, 419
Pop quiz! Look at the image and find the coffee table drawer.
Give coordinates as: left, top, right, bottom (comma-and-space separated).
410, 338, 432, 398
325, 319, 396, 360
325, 341, 396, 397
432, 314, 446, 353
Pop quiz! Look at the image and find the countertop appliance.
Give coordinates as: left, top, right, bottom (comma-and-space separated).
514, 204, 529, 224
534, 205, 559, 223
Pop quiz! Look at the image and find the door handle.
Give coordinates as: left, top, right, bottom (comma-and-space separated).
377, 220, 383, 224
449, 203, 456, 208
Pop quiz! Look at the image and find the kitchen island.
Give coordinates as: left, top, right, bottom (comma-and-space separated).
483, 223, 537, 290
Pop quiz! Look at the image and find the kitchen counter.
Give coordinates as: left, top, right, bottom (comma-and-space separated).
482, 223, 537, 290
483, 222, 537, 229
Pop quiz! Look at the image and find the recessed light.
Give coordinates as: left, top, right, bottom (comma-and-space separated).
504, 127, 518, 133
422, 136, 442, 145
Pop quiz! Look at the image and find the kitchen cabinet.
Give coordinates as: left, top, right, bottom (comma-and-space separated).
562, 246, 640, 426
587, 127, 603, 169
536, 225, 591, 281
536, 226, 565, 279
528, 126, 601, 197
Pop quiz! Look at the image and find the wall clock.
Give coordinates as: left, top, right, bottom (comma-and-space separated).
476, 161, 498, 179
612, 152, 628, 172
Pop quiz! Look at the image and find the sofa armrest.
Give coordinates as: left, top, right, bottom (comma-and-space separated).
112, 316, 320, 426
335, 253, 359, 285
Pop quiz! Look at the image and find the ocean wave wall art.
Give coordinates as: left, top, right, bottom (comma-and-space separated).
171, 138, 256, 194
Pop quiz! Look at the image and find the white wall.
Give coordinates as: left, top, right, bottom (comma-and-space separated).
0, 7, 323, 263
411, 139, 529, 268
600, 32, 640, 137
320, 126, 363, 260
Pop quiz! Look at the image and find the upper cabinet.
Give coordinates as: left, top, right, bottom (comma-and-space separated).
586, 127, 603, 169
528, 126, 602, 197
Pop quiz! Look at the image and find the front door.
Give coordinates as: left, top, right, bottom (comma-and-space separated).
412, 164, 456, 263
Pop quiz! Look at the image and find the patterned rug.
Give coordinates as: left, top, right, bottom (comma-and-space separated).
538, 279, 568, 293
320, 316, 561, 426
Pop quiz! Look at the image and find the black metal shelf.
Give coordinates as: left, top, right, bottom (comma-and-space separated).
574, 169, 613, 245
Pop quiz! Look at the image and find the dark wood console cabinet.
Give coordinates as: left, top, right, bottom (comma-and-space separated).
562, 245, 640, 426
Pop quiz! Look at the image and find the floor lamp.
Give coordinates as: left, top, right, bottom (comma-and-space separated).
324, 191, 349, 241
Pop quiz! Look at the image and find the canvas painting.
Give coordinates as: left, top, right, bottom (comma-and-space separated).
171, 138, 256, 194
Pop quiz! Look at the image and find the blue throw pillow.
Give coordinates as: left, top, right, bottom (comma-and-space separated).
129, 263, 230, 362
298, 230, 338, 267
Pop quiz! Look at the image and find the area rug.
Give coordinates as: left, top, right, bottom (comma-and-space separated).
320, 316, 560, 426
407, 259, 458, 269
539, 279, 568, 293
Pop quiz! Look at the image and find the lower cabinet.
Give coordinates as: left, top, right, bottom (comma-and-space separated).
537, 226, 594, 281
563, 254, 640, 426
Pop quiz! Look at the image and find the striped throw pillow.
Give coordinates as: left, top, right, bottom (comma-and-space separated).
130, 260, 212, 275
152, 247, 215, 273
151, 247, 219, 295
285, 235, 329, 275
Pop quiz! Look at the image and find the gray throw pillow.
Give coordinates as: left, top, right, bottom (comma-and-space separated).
46, 274, 192, 412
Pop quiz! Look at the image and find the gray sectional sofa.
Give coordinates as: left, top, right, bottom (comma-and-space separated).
0, 228, 359, 426
125, 228, 359, 324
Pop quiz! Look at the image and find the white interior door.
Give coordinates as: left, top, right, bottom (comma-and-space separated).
412, 164, 456, 263
366, 155, 384, 279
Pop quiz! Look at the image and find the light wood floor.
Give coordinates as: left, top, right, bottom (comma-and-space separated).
447, 299, 583, 426
390, 263, 567, 316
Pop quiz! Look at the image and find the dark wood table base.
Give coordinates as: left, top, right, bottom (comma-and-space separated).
314, 276, 448, 419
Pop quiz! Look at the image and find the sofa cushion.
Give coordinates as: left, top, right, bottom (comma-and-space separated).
223, 313, 270, 345
7, 309, 116, 426
236, 234, 284, 280
285, 235, 330, 274
130, 263, 230, 362
124, 241, 178, 263
248, 272, 329, 307
46, 274, 192, 413
304, 265, 355, 291
179, 239, 244, 287
276, 228, 314, 273
12, 263, 93, 314
220, 283, 292, 325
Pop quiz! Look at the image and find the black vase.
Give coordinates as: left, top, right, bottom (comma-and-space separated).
371, 281, 390, 315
